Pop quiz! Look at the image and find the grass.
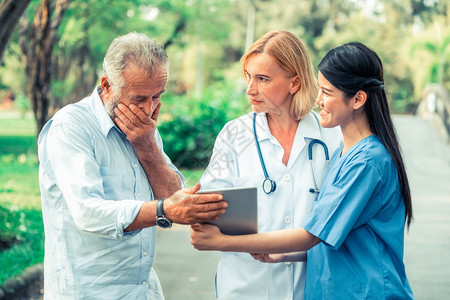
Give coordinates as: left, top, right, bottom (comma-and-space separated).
0, 110, 205, 285
0, 207, 44, 284
0, 110, 42, 285
0, 111, 36, 135
0, 157, 41, 209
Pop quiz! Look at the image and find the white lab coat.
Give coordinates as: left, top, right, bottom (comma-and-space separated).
200, 112, 342, 300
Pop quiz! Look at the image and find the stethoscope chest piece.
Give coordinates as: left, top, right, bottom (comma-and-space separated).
262, 178, 276, 194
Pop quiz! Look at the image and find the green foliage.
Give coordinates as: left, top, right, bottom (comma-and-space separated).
180, 168, 205, 187
0, 204, 21, 246
0, 207, 44, 285
0, 114, 43, 285
4, 0, 447, 120
14, 94, 32, 115
37, 0, 235, 109
1, 0, 449, 146
159, 80, 248, 168
409, 19, 450, 97
0, 43, 26, 93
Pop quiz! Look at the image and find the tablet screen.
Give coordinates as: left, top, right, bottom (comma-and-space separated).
198, 186, 258, 235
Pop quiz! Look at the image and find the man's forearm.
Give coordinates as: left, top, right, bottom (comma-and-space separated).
125, 201, 157, 232
136, 143, 181, 199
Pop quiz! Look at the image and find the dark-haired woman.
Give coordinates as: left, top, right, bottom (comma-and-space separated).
191, 42, 414, 299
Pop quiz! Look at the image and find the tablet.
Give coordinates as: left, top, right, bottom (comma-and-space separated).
198, 186, 258, 235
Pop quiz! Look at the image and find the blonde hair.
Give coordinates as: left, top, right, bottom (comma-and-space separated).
241, 31, 318, 120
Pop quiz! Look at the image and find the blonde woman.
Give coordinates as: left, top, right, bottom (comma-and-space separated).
198, 31, 342, 299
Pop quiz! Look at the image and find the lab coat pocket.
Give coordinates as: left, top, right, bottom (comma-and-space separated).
230, 176, 271, 227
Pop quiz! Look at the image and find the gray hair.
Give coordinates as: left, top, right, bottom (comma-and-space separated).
102, 32, 168, 94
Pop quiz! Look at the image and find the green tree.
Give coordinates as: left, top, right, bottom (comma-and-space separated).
2, 0, 449, 137
14, 0, 235, 124
18, 0, 71, 135
410, 19, 450, 94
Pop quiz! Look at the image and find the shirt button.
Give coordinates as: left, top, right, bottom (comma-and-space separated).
143, 251, 148, 256
284, 216, 291, 224
133, 163, 138, 168
142, 281, 147, 285
136, 192, 141, 198
283, 173, 291, 181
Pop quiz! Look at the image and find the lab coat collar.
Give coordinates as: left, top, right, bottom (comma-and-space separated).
253, 111, 322, 142
301, 111, 322, 140
252, 111, 325, 169
289, 112, 323, 169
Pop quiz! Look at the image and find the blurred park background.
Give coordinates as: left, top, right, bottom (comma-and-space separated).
0, 0, 449, 298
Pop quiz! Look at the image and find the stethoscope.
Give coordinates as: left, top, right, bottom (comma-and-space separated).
252, 112, 330, 195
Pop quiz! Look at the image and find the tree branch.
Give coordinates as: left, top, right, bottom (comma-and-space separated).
0, 0, 32, 62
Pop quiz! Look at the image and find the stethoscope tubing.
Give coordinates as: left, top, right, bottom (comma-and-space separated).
253, 112, 277, 194
308, 139, 330, 193
253, 112, 270, 179
253, 112, 329, 195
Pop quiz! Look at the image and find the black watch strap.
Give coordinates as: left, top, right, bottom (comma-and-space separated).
156, 199, 172, 229
156, 198, 165, 218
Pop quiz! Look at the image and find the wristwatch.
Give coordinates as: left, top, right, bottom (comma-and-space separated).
156, 199, 172, 229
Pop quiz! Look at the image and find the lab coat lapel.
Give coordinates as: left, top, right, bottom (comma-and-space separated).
287, 112, 322, 169
254, 113, 285, 170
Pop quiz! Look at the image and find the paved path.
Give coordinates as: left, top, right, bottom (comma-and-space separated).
153, 225, 218, 300
154, 115, 450, 300
395, 115, 450, 299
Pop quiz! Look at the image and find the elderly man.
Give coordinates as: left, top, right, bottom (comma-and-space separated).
38, 32, 226, 299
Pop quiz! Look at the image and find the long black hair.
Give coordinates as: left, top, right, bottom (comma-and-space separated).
318, 42, 413, 229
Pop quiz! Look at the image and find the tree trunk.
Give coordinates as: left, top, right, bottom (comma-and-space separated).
18, 0, 71, 135
0, 0, 31, 63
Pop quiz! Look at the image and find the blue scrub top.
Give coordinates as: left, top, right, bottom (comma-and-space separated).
303, 135, 414, 299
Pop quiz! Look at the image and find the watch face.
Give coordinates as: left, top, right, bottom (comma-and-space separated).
156, 217, 172, 228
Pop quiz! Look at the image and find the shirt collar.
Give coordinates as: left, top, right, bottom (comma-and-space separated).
90, 85, 121, 137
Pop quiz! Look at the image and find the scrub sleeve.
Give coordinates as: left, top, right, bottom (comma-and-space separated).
303, 157, 382, 249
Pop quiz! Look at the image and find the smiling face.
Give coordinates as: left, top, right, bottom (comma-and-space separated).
244, 52, 298, 116
316, 71, 354, 129
102, 64, 167, 121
